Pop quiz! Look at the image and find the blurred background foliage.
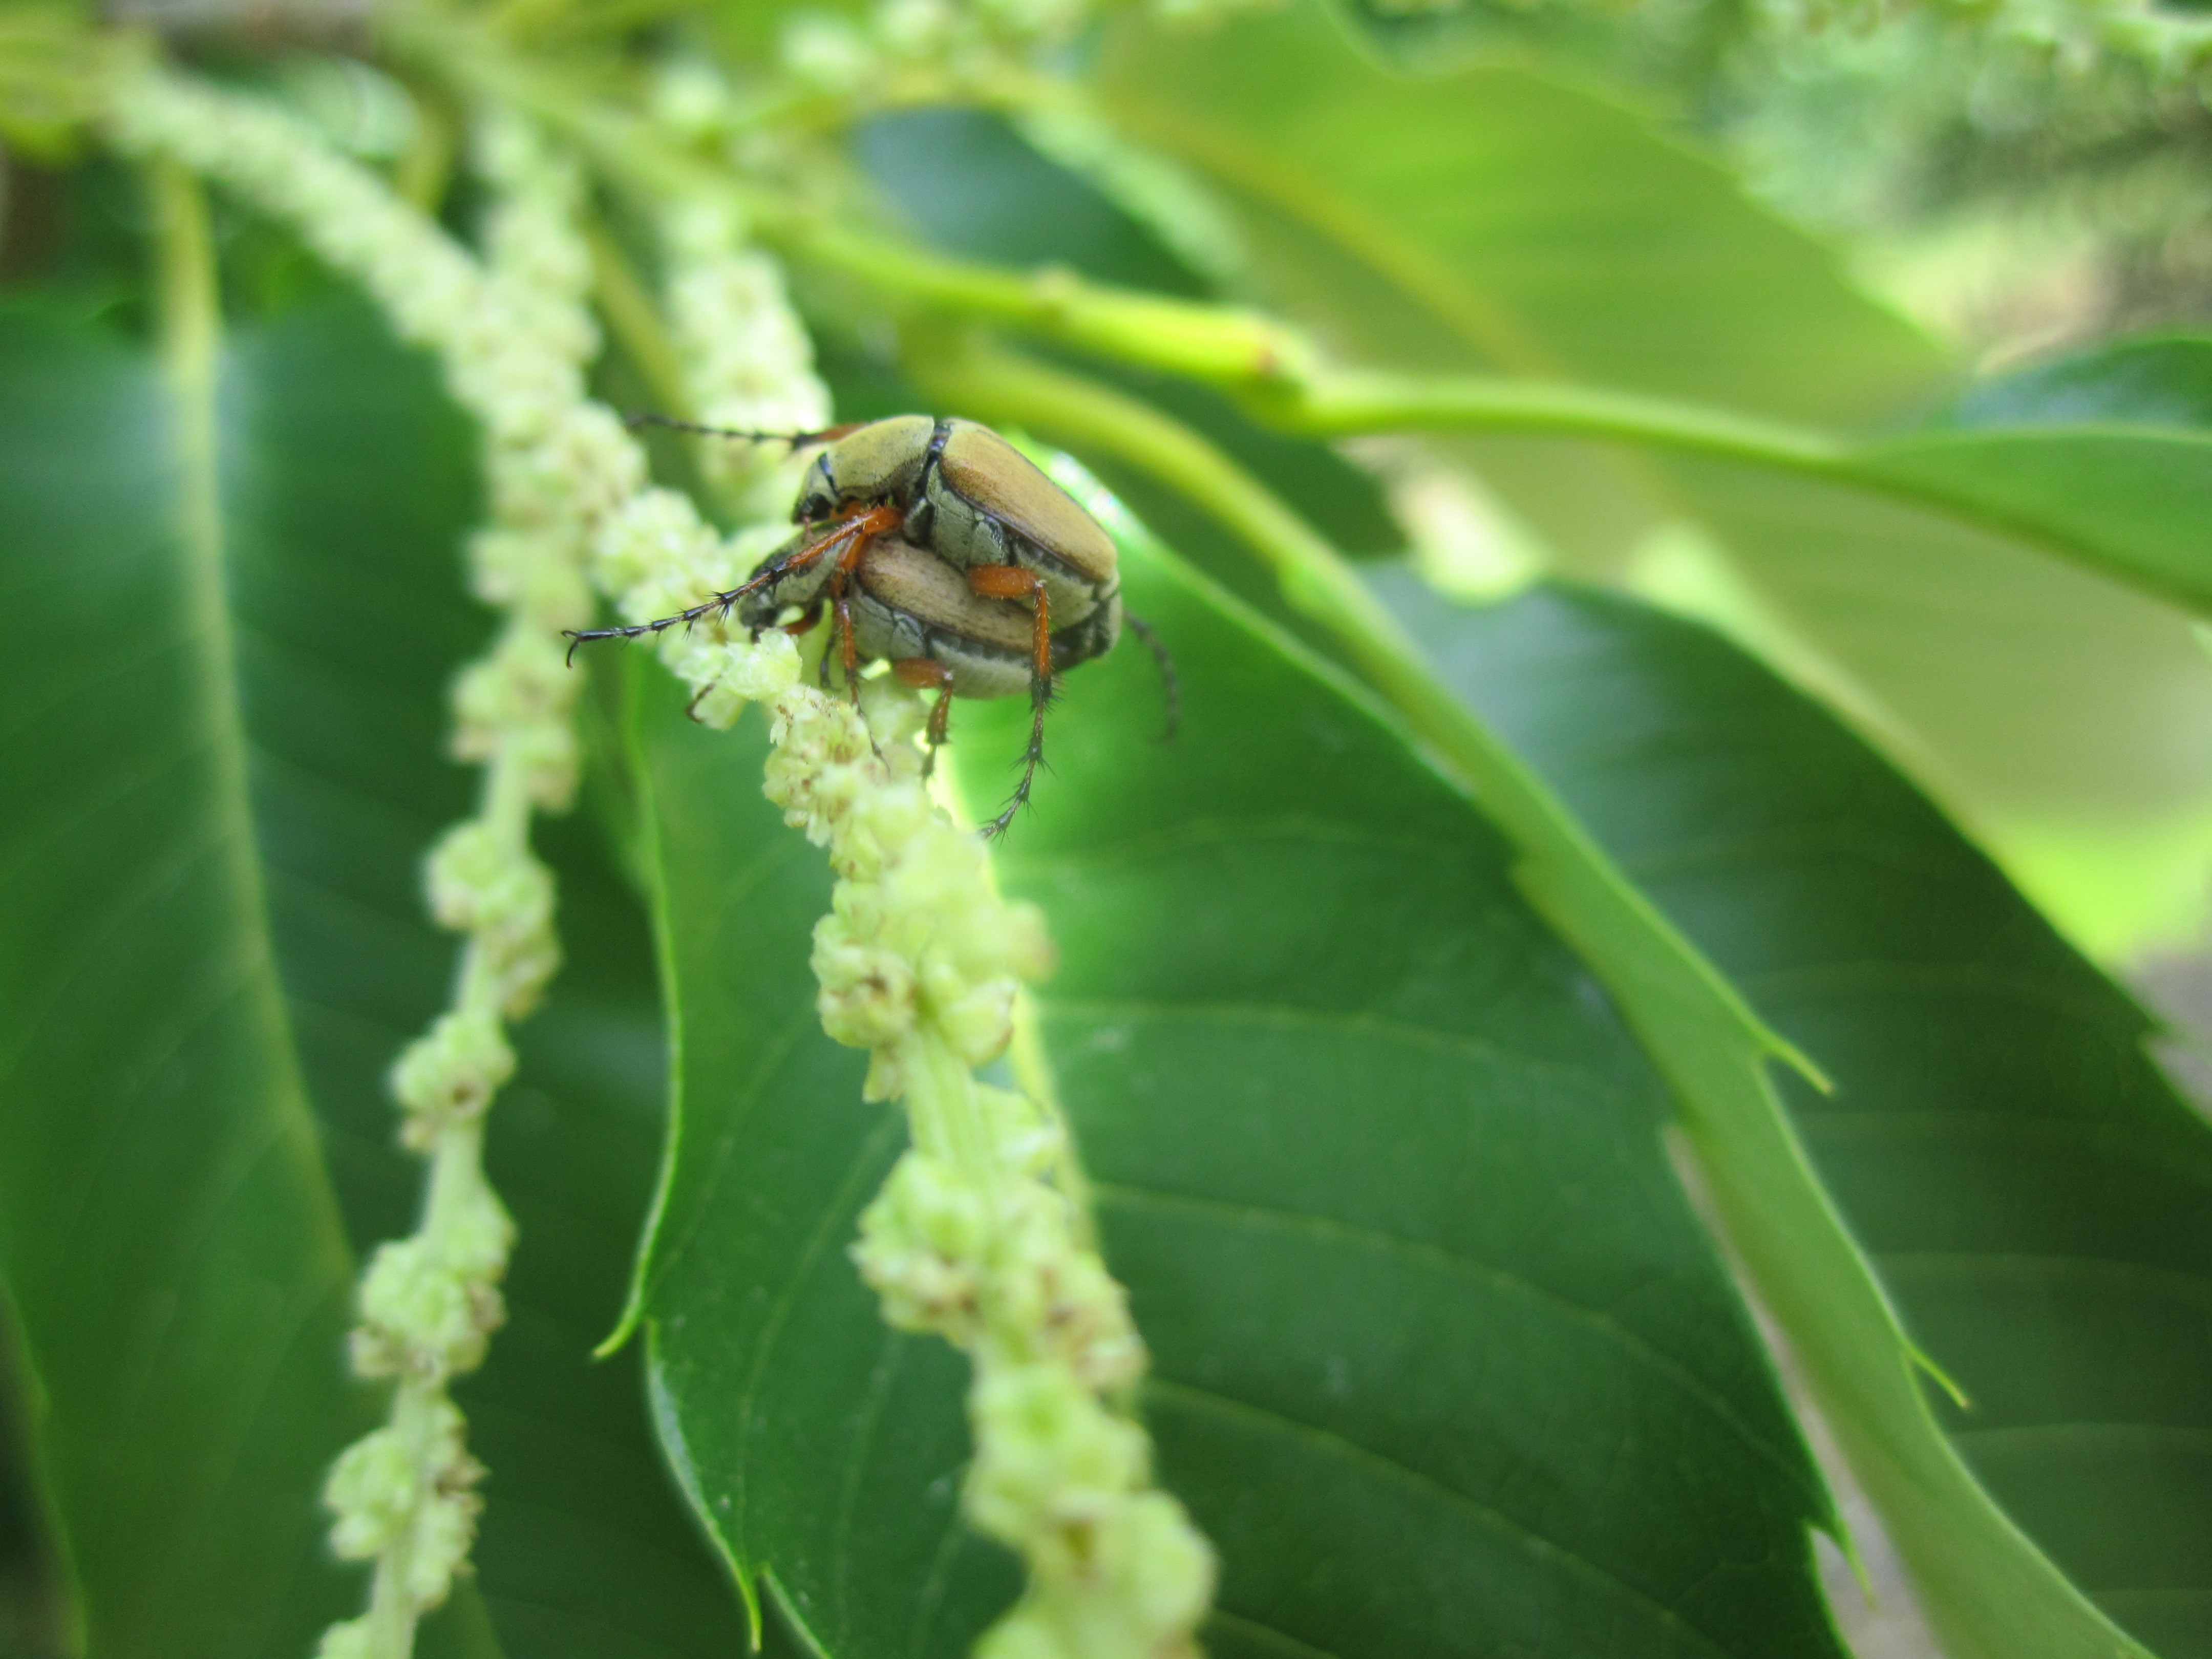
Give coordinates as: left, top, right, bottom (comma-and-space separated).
7, 1, 2212, 1656
10, 0, 2212, 959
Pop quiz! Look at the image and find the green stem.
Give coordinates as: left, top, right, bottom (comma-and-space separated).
902, 1028, 999, 1197
364, 1381, 438, 1659
919, 337, 2151, 1659
151, 156, 221, 566
1257, 369, 1846, 470
581, 217, 693, 420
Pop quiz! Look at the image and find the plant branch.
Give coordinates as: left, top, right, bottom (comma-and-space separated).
1253, 369, 1847, 469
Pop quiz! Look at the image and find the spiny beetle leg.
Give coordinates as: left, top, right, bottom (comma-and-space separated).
965, 565, 1055, 839
893, 657, 957, 777
1122, 610, 1179, 743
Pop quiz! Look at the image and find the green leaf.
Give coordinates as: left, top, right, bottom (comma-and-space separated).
1395, 574, 2212, 1656
1643, 438, 2212, 953
624, 530, 1851, 1658
898, 401, 2144, 1654
215, 294, 750, 1658
0, 289, 747, 1657
0, 304, 372, 1658
1858, 336, 2212, 619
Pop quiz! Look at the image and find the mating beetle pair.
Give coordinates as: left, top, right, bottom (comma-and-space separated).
566, 415, 1172, 836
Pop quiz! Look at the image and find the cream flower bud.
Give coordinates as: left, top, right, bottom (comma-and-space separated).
402, 1483, 482, 1607
356, 1238, 505, 1378
720, 631, 805, 701
439, 1178, 519, 1282
594, 487, 725, 604
976, 1084, 1064, 1177
854, 1151, 989, 1338
426, 822, 544, 935
966, 1366, 1151, 1558
782, 12, 877, 93
934, 977, 1020, 1068
1101, 1494, 1216, 1636
835, 778, 938, 884
324, 1427, 418, 1558
315, 1618, 375, 1659
390, 1008, 516, 1142
813, 922, 919, 1051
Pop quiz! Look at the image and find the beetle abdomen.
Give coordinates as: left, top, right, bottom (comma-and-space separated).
851, 538, 1034, 699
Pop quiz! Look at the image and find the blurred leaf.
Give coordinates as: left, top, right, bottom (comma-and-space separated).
1935, 337, 2212, 430
624, 531, 1851, 1659
854, 109, 1205, 300
0, 305, 384, 1658
1092, 0, 2212, 951
1652, 334, 2212, 949
0, 293, 747, 1658
1651, 454, 2212, 823
1859, 336, 2212, 618
1098, 1, 1946, 424
1397, 573, 2212, 1656
217, 294, 750, 1659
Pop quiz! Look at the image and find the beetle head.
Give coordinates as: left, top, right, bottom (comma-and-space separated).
792, 450, 842, 523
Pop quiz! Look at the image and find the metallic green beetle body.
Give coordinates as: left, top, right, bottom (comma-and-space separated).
567, 413, 1166, 836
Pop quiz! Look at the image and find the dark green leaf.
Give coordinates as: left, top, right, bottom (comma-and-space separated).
217, 295, 750, 1659
625, 528, 1850, 1659
0, 292, 747, 1658
1397, 575, 2212, 1656
0, 305, 373, 1659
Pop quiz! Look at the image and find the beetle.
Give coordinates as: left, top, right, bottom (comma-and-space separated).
566, 415, 1174, 835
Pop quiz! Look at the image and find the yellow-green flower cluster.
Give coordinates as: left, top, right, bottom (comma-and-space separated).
663, 199, 832, 513
758, 681, 1214, 1659
777, 0, 1089, 98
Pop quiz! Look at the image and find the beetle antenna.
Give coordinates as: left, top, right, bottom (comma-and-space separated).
563, 518, 865, 663
622, 412, 862, 447
1123, 611, 1179, 743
